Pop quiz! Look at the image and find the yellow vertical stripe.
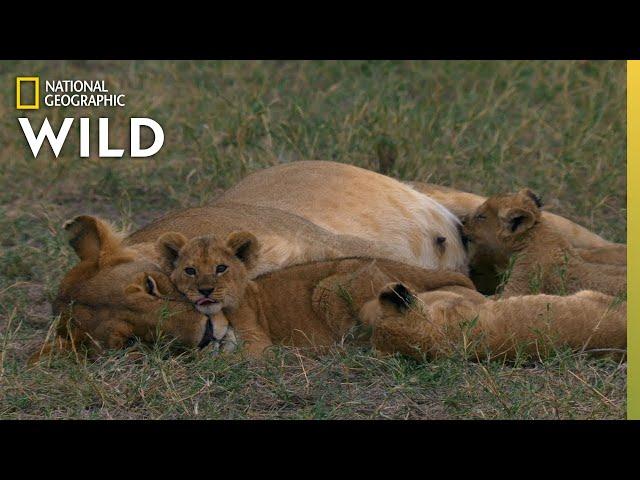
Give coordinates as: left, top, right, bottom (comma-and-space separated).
628, 60, 639, 419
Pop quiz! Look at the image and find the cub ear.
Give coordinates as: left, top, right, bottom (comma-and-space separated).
498, 206, 537, 236
156, 232, 188, 270
226, 231, 260, 270
378, 283, 416, 313
517, 188, 543, 209
125, 272, 181, 300
63, 215, 123, 265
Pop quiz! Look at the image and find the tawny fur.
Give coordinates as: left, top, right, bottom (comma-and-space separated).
574, 245, 627, 266
170, 233, 625, 361
190, 244, 476, 358
40, 204, 394, 362
218, 161, 468, 273
406, 181, 616, 249
462, 189, 626, 297
31, 217, 209, 365
156, 231, 256, 315
363, 286, 626, 361
43, 161, 623, 361
406, 181, 625, 294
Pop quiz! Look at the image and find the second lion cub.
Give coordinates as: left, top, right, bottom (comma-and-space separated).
463, 189, 626, 297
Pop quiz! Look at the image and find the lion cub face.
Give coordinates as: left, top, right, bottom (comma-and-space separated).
463, 188, 542, 261
156, 231, 260, 315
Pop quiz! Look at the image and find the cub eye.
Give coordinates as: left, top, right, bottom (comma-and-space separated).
185, 267, 197, 276
216, 264, 228, 274
475, 214, 486, 221
125, 337, 137, 348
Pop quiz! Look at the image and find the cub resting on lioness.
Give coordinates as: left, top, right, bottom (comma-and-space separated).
462, 189, 626, 298
158, 231, 626, 360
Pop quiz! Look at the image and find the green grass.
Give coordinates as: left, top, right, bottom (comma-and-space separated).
0, 60, 626, 419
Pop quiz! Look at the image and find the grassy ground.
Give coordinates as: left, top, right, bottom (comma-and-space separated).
0, 60, 626, 419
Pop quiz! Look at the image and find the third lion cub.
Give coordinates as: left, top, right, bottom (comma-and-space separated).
463, 189, 626, 297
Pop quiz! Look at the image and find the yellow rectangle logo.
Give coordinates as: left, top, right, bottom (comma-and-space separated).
16, 77, 40, 110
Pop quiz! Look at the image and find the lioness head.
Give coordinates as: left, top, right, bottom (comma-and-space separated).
156, 231, 259, 316
35, 215, 215, 363
462, 188, 542, 261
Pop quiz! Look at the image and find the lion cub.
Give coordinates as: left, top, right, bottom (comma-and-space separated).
157, 231, 257, 316
155, 231, 258, 352
462, 189, 626, 297
361, 283, 626, 360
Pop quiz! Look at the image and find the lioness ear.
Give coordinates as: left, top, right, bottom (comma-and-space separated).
63, 215, 123, 265
156, 232, 188, 270
226, 231, 260, 270
498, 206, 537, 236
378, 283, 416, 313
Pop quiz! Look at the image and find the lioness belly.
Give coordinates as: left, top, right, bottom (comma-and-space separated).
217, 161, 467, 273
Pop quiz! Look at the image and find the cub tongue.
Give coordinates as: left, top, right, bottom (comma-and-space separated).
196, 298, 217, 306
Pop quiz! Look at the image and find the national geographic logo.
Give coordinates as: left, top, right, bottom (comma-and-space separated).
16, 76, 164, 158
17, 77, 126, 109
16, 77, 39, 109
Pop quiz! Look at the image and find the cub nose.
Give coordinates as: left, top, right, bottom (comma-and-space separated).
198, 288, 214, 297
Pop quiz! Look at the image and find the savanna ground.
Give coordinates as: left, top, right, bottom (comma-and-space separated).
0, 61, 626, 419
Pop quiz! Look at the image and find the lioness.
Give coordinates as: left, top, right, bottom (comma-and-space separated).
462, 189, 626, 297
157, 231, 625, 359
32, 204, 394, 362
41, 161, 621, 360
